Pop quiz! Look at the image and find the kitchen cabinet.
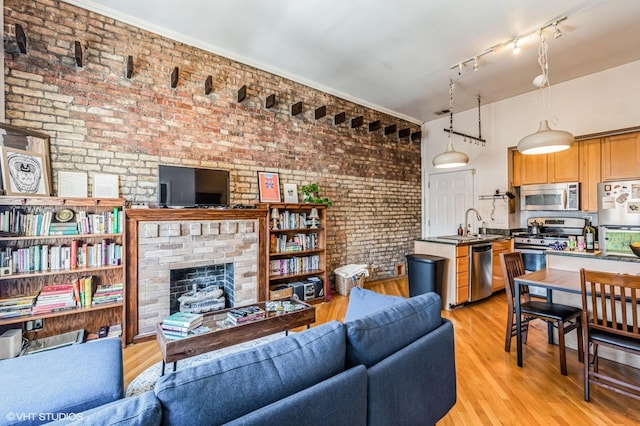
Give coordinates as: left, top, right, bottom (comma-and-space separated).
491, 239, 513, 292
602, 132, 640, 181
455, 245, 469, 305
579, 138, 602, 212
548, 145, 580, 182
512, 150, 548, 186
512, 145, 579, 186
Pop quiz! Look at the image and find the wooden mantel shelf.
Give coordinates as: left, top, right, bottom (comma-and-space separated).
125, 207, 268, 221
125, 207, 269, 344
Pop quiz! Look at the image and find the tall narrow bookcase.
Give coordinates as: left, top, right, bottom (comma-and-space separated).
260, 203, 330, 303
0, 197, 126, 343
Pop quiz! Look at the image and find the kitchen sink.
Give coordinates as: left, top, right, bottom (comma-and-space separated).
437, 234, 506, 243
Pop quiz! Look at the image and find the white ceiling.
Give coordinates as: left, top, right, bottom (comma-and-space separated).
64, 0, 640, 124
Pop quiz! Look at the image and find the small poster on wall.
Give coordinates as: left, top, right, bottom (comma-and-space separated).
58, 171, 88, 197
93, 173, 119, 198
283, 183, 298, 203
1, 147, 50, 196
258, 172, 281, 202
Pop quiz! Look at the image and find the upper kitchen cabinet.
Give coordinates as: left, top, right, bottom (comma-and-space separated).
602, 133, 640, 181
511, 144, 579, 186
579, 138, 602, 212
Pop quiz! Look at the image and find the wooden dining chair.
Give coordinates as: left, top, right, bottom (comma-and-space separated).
580, 269, 640, 401
500, 252, 583, 375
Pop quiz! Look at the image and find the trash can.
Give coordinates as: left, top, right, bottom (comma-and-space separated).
406, 254, 446, 298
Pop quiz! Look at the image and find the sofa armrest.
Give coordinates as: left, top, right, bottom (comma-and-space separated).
0, 339, 123, 426
366, 320, 456, 426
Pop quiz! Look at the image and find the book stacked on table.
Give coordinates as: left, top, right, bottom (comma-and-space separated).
161, 312, 204, 339
33, 284, 77, 314
0, 292, 37, 318
91, 282, 123, 306
226, 306, 266, 325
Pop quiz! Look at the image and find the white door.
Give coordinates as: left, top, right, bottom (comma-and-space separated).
427, 170, 475, 237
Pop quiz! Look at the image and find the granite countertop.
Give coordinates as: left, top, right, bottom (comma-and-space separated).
417, 234, 512, 246
547, 249, 640, 263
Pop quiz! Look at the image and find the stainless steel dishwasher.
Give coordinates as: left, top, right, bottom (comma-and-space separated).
469, 243, 493, 302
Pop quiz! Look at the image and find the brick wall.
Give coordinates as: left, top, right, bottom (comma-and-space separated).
3, 0, 422, 281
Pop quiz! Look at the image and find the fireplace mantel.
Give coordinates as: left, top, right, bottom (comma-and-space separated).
125, 208, 269, 343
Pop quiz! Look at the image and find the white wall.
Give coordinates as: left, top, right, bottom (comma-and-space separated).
422, 59, 640, 236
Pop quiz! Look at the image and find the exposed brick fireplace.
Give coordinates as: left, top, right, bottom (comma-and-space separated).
169, 263, 233, 314
125, 209, 268, 342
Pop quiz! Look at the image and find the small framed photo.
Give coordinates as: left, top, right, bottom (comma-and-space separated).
283, 183, 298, 203
1, 147, 51, 196
258, 172, 281, 202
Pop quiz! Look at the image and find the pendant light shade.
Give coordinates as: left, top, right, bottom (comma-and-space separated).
518, 31, 573, 155
517, 120, 574, 155
433, 79, 469, 168
433, 141, 469, 168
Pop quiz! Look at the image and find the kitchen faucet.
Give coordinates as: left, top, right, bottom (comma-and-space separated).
464, 208, 483, 236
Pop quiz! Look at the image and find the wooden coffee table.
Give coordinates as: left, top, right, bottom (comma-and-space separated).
156, 299, 315, 375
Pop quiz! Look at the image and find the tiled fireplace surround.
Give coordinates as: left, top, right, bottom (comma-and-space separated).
125, 209, 268, 342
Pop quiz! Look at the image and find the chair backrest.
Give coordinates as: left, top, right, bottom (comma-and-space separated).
500, 252, 529, 308
580, 269, 640, 339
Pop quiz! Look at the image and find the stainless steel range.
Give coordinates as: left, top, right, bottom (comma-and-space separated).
513, 217, 586, 250
513, 217, 586, 296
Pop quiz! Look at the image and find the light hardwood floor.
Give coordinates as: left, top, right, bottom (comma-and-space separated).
123, 278, 640, 425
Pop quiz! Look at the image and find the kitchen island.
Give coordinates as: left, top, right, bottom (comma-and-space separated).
414, 235, 512, 310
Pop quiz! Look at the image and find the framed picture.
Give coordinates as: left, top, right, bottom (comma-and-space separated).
283, 183, 299, 203
0, 123, 51, 195
1, 147, 51, 196
257, 172, 281, 202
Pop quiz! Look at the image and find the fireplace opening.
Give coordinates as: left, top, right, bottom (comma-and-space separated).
169, 263, 234, 314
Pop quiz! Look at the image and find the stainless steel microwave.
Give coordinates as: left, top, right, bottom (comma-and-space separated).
520, 182, 580, 211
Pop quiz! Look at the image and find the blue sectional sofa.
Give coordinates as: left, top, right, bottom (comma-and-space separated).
0, 289, 456, 426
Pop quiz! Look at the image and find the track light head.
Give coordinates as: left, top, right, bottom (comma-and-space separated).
553, 22, 562, 38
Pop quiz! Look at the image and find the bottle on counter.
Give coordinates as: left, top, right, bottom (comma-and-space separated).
585, 220, 595, 253
457, 224, 464, 236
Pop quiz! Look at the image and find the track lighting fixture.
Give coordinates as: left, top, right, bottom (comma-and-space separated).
512, 39, 520, 55
450, 16, 567, 75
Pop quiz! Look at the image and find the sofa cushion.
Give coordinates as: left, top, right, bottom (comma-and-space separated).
345, 291, 442, 367
45, 391, 162, 426
226, 365, 368, 426
154, 321, 346, 426
0, 338, 123, 426
344, 287, 404, 323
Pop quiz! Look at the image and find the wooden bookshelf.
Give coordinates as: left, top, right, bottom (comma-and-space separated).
0, 197, 126, 342
259, 203, 329, 303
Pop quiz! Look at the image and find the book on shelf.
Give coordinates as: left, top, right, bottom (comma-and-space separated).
33, 284, 77, 314
91, 281, 123, 306
0, 293, 37, 318
162, 311, 204, 328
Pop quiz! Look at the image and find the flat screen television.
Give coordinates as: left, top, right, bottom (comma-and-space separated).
158, 165, 230, 207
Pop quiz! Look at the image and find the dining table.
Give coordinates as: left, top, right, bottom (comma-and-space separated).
512, 268, 581, 368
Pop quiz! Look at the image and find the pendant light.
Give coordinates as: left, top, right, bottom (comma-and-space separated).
517, 31, 573, 155
433, 80, 469, 168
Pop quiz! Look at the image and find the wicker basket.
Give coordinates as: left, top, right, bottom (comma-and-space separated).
335, 272, 366, 296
